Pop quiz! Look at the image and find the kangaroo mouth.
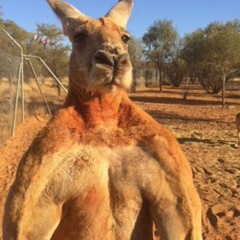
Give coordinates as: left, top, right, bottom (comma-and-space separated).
89, 51, 132, 91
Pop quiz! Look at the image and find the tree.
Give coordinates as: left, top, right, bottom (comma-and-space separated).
205, 21, 240, 106
3, 20, 28, 44
181, 29, 205, 84
0, 5, 2, 20
163, 58, 187, 87
0, 6, 4, 46
128, 37, 144, 90
143, 19, 179, 92
197, 64, 223, 94
36, 23, 63, 41
182, 21, 240, 106
1, 20, 29, 56
26, 24, 69, 94
36, 24, 69, 75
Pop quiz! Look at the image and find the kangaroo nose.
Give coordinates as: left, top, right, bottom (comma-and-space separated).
100, 43, 121, 55
93, 43, 130, 69
94, 50, 115, 67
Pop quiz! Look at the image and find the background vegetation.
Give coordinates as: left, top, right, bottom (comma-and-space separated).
0, 4, 240, 106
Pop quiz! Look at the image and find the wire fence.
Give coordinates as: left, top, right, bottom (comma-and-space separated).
0, 30, 68, 149
0, 29, 21, 147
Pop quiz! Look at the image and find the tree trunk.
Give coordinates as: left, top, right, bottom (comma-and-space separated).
221, 73, 226, 108
158, 67, 163, 93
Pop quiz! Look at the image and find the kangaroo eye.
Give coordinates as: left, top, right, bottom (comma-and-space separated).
74, 33, 86, 43
122, 34, 130, 44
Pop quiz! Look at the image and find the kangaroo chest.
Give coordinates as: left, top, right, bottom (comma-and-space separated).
50, 143, 155, 240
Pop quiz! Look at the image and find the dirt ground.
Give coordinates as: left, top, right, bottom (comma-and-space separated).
0, 84, 239, 239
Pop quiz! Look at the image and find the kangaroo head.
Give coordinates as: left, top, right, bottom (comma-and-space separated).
47, 0, 133, 93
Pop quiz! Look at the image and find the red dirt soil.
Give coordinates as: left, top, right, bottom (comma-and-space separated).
0, 86, 239, 240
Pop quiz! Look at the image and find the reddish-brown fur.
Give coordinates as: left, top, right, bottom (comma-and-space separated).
3, 1, 202, 239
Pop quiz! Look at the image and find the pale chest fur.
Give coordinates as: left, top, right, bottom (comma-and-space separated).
41, 142, 160, 240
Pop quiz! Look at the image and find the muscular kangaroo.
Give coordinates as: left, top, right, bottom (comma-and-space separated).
3, 1, 202, 239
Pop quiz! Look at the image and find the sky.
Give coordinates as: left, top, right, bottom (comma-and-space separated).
1, 0, 240, 39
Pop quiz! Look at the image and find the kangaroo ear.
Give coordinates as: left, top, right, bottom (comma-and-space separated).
105, 0, 133, 29
47, 0, 89, 35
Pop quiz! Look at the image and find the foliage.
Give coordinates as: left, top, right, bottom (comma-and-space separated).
0, 19, 69, 86
0, 6, 4, 47
143, 19, 179, 91
1, 20, 29, 56
128, 37, 145, 89
128, 37, 144, 74
182, 20, 240, 96
163, 58, 188, 87
26, 23, 69, 79
1, 6, 240, 102
197, 64, 222, 93
4, 20, 29, 45
36, 23, 64, 43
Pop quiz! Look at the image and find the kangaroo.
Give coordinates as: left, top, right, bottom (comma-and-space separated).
3, 1, 202, 239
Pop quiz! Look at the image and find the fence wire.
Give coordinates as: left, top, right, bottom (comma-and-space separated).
0, 30, 68, 148
0, 29, 21, 147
